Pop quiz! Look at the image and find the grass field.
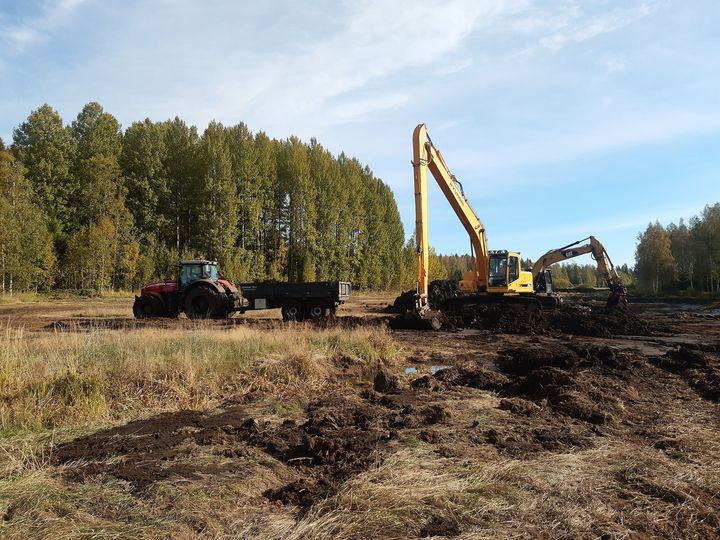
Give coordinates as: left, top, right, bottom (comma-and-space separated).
0, 294, 718, 539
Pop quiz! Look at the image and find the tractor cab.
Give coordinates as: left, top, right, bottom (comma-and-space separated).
178, 260, 218, 290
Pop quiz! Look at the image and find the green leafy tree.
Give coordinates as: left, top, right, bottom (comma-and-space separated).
0, 150, 55, 293
667, 219, 694, 289
162, 117, 200, 253
120, 119, 170, 242
635, 222, 675, 293
11, 104, 77, 229
71, 102, 122, 161
193, 121, 239, 261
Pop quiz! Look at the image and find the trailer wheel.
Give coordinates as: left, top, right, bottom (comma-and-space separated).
281, 301, 304, 322
306, 302, 326, 319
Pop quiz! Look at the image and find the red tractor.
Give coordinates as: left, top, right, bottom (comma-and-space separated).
133, 259, 241, 319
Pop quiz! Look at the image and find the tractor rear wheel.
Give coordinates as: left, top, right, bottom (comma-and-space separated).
281, 301, 304, 322
133, 295, 161, 318
184, 286, 226, 319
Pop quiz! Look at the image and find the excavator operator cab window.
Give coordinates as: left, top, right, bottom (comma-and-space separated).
488, 254, 508, 287
508, 256, 519, 282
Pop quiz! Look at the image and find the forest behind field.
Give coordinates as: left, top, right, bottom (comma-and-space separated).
635, 206, 720, 294
0, 103, 415, 293
2, 102, 718, 296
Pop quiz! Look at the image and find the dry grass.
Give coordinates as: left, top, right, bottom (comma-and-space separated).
0, 322, 399, 539
0, 324, 397, 434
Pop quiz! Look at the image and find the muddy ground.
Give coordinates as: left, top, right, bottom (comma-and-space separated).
2, 292, 720, 537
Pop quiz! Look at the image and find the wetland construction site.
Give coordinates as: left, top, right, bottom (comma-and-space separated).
0, 291, 718, 539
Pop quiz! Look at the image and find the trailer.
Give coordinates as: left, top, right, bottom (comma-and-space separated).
237, 281, 352, 321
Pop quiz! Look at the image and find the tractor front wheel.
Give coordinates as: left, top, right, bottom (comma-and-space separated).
184, 287, 226, 319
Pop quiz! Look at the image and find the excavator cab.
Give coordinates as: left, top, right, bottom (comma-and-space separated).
486, 251, 534, 294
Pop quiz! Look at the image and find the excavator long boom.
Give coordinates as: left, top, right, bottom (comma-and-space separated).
532, 236, 627, 307
413, 124, 488, 309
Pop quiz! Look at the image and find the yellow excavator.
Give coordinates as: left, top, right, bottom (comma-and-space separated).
411, 123, 557, 328
532, 236, 628, 308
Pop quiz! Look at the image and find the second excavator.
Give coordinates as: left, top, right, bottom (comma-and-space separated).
532, 236, 628, 308
410, 123, 558, 328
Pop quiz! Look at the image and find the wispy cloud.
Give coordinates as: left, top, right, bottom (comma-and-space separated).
513, 2, 658, 56
211, 0, 526, 133
0, 0, 89, 52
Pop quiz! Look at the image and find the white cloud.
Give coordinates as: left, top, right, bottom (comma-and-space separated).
515, 2, 657, 56
0, 0, 89, 52
212, 0, 524, 132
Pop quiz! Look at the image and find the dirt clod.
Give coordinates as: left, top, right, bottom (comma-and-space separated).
373, 370, 400, 393
420, 514, 461, 537
499, 397, 541, 415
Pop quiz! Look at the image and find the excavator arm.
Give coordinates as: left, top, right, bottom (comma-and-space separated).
413, 124, 488, 310
532, 236, 627, 307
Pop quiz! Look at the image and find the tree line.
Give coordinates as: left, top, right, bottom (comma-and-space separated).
1, 103, 408, 293
635, 204, 720, 293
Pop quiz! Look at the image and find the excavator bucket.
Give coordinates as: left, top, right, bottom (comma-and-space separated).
389, 310, 443, 331
606, 293, 628, 310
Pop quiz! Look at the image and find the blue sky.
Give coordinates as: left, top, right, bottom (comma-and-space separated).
1, 0, 719, 266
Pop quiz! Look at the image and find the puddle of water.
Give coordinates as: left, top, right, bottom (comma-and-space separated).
404, 365, 454, 375
430, 365, 453, 375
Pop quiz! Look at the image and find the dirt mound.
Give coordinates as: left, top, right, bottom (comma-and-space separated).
264, 479, 328, 508
432, 365, 509, 390
448, 304, 652, 336
495, 343, 579, 374
544, 306, 651, 337
387, 285, 655, 337
653, 345, 720, 401
385, 280, 459, 314
427, 343, 638, 428
486, 426, 592, 455
52, 391, 451, 507
496, 344, 638, 425
385, 289, 415, 314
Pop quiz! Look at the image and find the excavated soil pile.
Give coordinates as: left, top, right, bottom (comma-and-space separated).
52, 393, 447, 507
653, 344, 720, 401
441, 305, 651, 336
385, 281, 459, 314
385, 289, 416, 313
423, 342, 646, 455
496, 343, 639, 424
387, 288, 652, 336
